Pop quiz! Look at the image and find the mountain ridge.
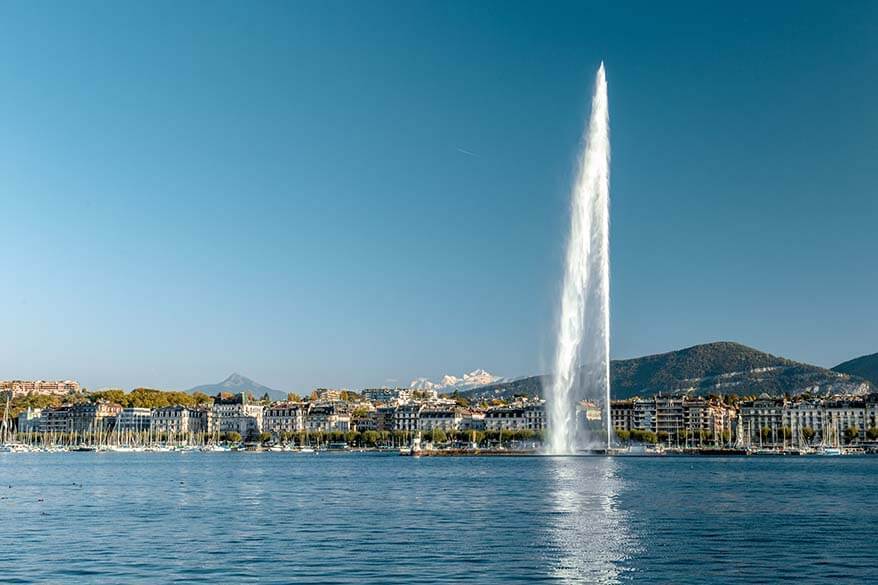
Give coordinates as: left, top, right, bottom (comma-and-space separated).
465, 341, 872, 401
188, 373, 287, 401
833, 352, 878, 387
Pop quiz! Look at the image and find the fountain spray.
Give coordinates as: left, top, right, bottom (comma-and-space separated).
546, 63, 610, 455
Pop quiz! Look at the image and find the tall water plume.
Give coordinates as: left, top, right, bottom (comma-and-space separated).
546, 63, 610, 455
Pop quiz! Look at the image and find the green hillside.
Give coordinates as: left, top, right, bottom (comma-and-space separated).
833, 352, 878, 386
466, 342, 871, 401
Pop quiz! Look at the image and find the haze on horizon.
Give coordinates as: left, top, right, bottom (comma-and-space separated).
1, 1, 875, 393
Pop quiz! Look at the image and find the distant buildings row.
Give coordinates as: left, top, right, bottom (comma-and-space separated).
15, 393, 549, 440
1, 379, 81, 397
611, 394, 878, 446
11, 379, 878, 448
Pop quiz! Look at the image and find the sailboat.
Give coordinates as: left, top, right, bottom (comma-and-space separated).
818, 417, 842, 456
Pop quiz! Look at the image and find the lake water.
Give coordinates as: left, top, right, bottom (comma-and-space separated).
1, 453, 876, 583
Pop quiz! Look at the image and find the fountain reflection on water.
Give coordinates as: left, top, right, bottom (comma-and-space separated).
546, 456, 636, 584
546, 63, 611, 454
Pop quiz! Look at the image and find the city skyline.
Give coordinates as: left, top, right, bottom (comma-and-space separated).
2, 1, 876, 392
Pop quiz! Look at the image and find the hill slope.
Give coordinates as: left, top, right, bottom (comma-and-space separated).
465, 342, 871, 401
188, 373, 287, 401
833, 353, 878, 386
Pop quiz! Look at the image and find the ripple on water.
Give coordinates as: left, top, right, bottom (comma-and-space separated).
1, 453, 877, 584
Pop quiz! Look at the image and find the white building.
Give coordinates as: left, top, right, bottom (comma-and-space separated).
264, 403, 307, 437
305, 404, 350, 433
116, 408, 152, 433
394, 403, 422, 432
151, 407, 211, 437
419, 408, 463, 432
211, 394, 263, 438
17, 407, 42, 433
484, 403, 545, 432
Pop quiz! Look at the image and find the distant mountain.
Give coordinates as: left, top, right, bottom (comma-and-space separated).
188, 373, 288, 401
833, 352, 878, 386
410, 369, 510, 393
464, 342, 872, 401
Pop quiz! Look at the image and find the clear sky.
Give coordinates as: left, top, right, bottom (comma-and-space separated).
1, 1, 875, 392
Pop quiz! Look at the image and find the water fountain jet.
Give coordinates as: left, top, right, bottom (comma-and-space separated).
546, 63, 611, 455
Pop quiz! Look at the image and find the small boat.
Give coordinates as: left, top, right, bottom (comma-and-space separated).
299, 446, 315, 454
0, 443, 30, 453
818, 447, 842, 456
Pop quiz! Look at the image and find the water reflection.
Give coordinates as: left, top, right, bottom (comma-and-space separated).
546, 457, 636, 583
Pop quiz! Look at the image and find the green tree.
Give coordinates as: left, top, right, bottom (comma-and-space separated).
258, 432, 272, 444
844, 426, 860, 444
615, 429, 630, 443
431, 428, 448, 444
287, 392, 302, 402
362, 430, 380, 446
192, 391, 212, 406
802, 426, 816, 442
866, 427, 878, 441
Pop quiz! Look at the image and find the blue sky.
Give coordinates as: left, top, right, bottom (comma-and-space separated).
1, 1, 875, 392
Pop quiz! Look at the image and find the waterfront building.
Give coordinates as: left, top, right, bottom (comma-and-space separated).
305, 404, 350, 433
375, 406, 396, 431
460, 411, 486, 431
116, 407, 152, 433
212, 393, 263, 438
824, 398, 867, 441
610, 400, 635, 432
351, 404, 378, 432
70, 402, 123, 435
394, 403, 422, 432
579, 401, 603, 422
682, 398, 731, 443
151, 407, 211, 437
263, 402, 307, 437
739, 397, 787, 446
39, 406, 72, 434
419, 408, 463, 432
611, 397, 735, 445
484, 403, 545, 432
867, 394, 878, 431
17, 407, 42, 433
784, 400, 825, 443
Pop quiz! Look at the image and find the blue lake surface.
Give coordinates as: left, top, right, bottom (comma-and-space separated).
1, 453, 876, 583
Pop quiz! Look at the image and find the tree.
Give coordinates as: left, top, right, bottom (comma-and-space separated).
431, 428, 448, 444
803, 426, 816, 442
287, 392, 302, 402
614, 429, 630, 444
867, 427, 878, 441
844, 426, 860, 444
258, 432, 272, 444
223, 431, 242, 443
192, 392, 212, 406
760, 427, 772, 442
362, 430, 380, 446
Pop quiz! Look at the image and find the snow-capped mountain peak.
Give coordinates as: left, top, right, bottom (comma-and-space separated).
409, 369, 502, 393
